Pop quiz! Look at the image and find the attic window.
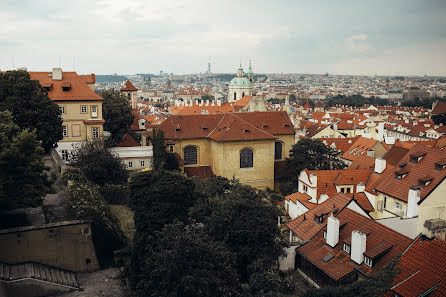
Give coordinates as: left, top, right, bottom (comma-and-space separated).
364, 256, 373, 268
398, 162, 407, 168
418, 176, 433, 187
262, 125, 269, 129
434, 159, 446, 170
410, 152, 426, 163
41, 82, 52, 91
244, 129, 250, 133
343, 243, 351, 254
284, 124, 290, 127
175, 127, 181, 132
61, 82, 71, 91
395, 169, 409, 180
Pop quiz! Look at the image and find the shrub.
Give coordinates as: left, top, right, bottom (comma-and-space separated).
99, 185, 130, 205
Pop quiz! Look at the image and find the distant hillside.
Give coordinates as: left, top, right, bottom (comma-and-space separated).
96, 75, 128, 83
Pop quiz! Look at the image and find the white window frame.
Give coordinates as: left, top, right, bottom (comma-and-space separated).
395, 202, 402, 211
60, 106, 65, 114
91, 105, 98, 118
128, 161, 133, 168
140, 160, 145, 167
92, 127, 99, 138
364, 256, 373, 267
61, 149, 69, 161
81, 105, 88, 113
343, 243, 351, 254
62, 126, 67, 137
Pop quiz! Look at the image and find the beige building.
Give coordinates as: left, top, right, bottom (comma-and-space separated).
29, 68, 104, 159
160, 111, 295, 189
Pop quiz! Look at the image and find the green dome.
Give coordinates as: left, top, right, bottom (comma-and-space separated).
229, 76, 252, 86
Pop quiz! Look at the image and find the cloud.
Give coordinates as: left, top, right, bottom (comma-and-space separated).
345, 34, 375, 54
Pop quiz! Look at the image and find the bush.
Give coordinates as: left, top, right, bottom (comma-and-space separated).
99, 185, 130, 205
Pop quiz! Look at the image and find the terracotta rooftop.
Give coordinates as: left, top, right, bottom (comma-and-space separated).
432, 101, 446, 115
385, 235, 446, 297
320, 136, 361, 153
382, 146, 410, 166
342, 137, 380, 162
120, 80, 138, 91
116, 133, 140, 147
29, 71, 102, 101
285, 192, 316, 211
375, 144, 446, 202
297, 208, 412, 281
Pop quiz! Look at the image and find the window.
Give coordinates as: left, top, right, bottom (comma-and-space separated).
60, 106, 65, 114
81, 105, 87, 113
128, 161, 133, 168
383, 196, 387, 209
303, 185, 308, 192
61, 150, 69, 161
341, 188, 345, 193
242, 92, 245, 97
169, 145, 174, 152
92, 127, 99, 138
343, 243, 351, 254
395, 202, 402, 211
240, 148, 253, 168
364, 256, 373, 267
91, 106, 97, 118
184, 146, 197, 165
323, 231, 327, 239
234, 93, 236, 101
140, 160, 145, 167
62, 126, 67, 137
274, 141, 283, 160
346, 187, 351, 193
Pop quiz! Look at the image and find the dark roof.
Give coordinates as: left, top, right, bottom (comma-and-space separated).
184, 165, 215, 179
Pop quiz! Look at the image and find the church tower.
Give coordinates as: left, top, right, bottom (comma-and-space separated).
227, 62, 254, 103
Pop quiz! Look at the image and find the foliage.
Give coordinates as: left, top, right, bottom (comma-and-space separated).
101, 89, 134, 144
302, 259, 399, 297
132, 221, 242, 297
152, 129, 166, 171
277, 138, 346, 195
432, 114, 446, 125
95, 75, 128, 83
0, 70, 63, 152
289, 94, 297, 103
402, 96, 445, 109
98, 185, 129, 205
109, 204, 135, 244
201, 94, 215, 101
267, 98, 285, 104
70, 138, 129, 186
65, 169, 126, 266
0, 110, 52, 211
163, 152, 180, 171
325, 94, 390, 107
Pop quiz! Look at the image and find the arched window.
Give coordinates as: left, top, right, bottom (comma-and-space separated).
242, 92, 245, 97
184, 146, 197, 165
127, 93, 131, 100
274, 141, 283, 160
234, 92, 237, 101
240, 148, 253, 168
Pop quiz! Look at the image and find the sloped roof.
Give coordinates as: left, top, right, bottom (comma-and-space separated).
233, 95, 255, 108
320, 136, 361, 153
382, 146, 410, 166
385, 235, 446, 297
342, 137, 379, 162
29, 71, 102, 101
116, 133, 140, 147
285, 192, 316, 211
120, 80, 138, 91
159, 111, 294, 142
348, 155, 376, 170
375, 144, 446, 202
169, 103, 235, 115
297, 208, 412, 281
79, 74, 96, 84
432, 101, 446, 115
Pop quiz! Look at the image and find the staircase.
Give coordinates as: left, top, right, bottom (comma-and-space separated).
0, 261, 80, 289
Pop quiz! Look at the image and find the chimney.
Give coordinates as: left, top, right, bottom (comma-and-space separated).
351, 231, 367, 264
17, 67, 27, 71
378, 122, 384, 142
52, 68, 63, 81
195, 99, 198, 106
217, 99, 221, 106
326, 215, 339, 247
356, 182, 365, 193
205, 100, 209, 106
406, 187, 421, 218
374, 158, 386, 174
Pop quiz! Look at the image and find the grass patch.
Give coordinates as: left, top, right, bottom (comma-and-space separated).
110, 204, 135, 244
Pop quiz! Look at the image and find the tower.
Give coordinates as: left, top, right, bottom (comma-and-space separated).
207, 56, 211, 74
227, 62, 254, 103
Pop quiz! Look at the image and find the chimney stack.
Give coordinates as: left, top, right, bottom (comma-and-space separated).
351, 231, 367, 264
52, 68, 62, 81
406, 187, 421, 218
326, 215, 340, 247
217, 99, 221, 106
374, 158, 386, 174
356, 182, 365, 193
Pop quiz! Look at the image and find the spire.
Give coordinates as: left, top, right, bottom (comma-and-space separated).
236, 62, 245, 77
247, 60, 254, 81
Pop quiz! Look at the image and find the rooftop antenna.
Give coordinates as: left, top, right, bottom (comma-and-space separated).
58, 56, 61, 68
73, 56, 76, 71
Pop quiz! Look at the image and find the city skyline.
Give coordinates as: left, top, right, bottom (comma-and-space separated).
1, 0, 446, 76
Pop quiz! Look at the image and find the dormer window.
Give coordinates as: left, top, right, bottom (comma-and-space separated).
410, 152, 426, 163
244, 129, 250, 133
343, 243, 351, 254
398, 162, 407, 168
418, 176, 433, 188
41, 82, 52, 91
435, 159, 446, 170
364, 256, 373, 267
323, 230, 327, 239
395, 169, 409, 179
61, 82, 71, 91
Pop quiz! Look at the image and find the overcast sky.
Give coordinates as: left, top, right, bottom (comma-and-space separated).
1, 0, 445, 76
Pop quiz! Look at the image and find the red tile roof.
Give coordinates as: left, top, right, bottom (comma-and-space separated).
285, 192, 316, 210
29, 71, 102, 101
375, 144, 446, 202
233, 95, 255, 109
160, 111, 294, 142
432, 101, 446, 115
169, 103, 235, 115
116, 133, 140, 147
184, 165, 215, 179
382, 146, 410, 166
342, 137, 379, 162
297, 208, 412, 281
320, 136, 361, 153
79, 74, 96, 84
120, 80, 138, 91
348, 155, 375, 170
386, 235, 446, 297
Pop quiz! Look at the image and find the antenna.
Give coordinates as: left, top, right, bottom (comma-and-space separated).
58, 56, 61, 67
74, 56, 76, 71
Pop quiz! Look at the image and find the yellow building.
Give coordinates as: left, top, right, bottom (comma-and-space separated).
29, 68, 104, 159
159, 111, 295, 189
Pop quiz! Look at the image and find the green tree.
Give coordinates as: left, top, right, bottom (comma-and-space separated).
201, 94, 215, 101
64, 168, 126, 266
152, 129, 166, 171
432, 114, 446, 125
0, 110, 52, 210
0, 70, 63, 152
132, 222, 242, 297
70, 138, 129, 186
278, 138, 346, 195
101, 89, 134, 144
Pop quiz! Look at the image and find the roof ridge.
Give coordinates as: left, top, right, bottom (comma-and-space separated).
207, 113, 227, 137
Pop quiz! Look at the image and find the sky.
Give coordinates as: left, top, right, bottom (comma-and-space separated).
1, 0, 446, 76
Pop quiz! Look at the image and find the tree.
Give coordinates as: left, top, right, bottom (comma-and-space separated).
70, 138, 129, 186
201, 94, 215, 101
278, 138, 346, 195
101, 89, 134, 144
131, 222, 242, 297
152, 129, 166, 171
432, 114, 446, 125
0, 110, 52, 210
64, 168, 126, 266
0, 70, 63, 152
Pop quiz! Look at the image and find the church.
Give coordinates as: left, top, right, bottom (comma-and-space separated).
227, 62, 254, 102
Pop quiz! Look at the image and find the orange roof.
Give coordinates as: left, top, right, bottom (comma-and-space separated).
386, 235, 446, 297
432, 101, 446, 115
160, 111, 294, 142
79, 74, 96, 84
342, 137, 379, 162
116, 133, 140, 147
297, 208, 412, 281
233, 95, 255, 109
120, 80, 138, 91
29, 71, 102, 101
381, 146, 410, 166
285, 192, 316, 210
375, 144, 446, 202
169, 102, 235, 115
320, 136, 361, 153
348, 155, 375, 170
